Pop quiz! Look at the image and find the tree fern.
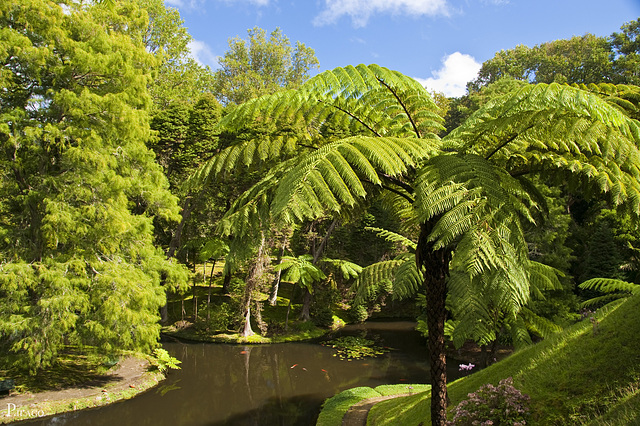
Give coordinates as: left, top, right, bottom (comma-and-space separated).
579, 277, 640, 308
187, 63, 640, 425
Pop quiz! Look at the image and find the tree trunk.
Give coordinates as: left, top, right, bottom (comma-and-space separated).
160, 303, 169, 324
299, 288, 312, 322
242, 306, 254, 337
207, 260, 216, 321
167, 194, 197, 259
222, 272, 231, 294
241, 231, 269, 336
254, 300, 268, 335
161, 193, 199, 324
480, 344, 489, 368
269, 244, 286, 306
192, 281, 198, 321
417, 220, 452, 426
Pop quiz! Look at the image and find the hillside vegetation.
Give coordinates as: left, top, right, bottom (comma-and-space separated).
333, 294, 640, 425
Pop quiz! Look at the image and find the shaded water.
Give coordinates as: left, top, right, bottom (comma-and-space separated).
20, 321, 462, 425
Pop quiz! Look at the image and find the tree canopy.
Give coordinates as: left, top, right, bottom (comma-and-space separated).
213, 27, 319, 106
470, 19, 640, 92
0, 0, 188, 371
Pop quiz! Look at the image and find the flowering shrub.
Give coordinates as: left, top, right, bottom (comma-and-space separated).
459, 363, 475, 372
447, 377, 531, 425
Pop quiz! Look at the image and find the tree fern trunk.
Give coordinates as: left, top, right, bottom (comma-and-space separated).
417, 220, 452, 426
299, 288, 312, 322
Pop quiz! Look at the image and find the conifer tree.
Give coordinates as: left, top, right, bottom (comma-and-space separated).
0, 0, 187, 371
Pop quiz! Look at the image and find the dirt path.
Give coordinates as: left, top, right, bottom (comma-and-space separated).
0, 357, 163, 424
342, 394, 411, 426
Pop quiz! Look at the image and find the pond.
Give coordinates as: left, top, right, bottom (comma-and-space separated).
21, 321, 464, 425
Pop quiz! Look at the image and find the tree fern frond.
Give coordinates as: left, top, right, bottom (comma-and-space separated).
270, 136, 435, 220
519, 306, 562, 338
364, 226, 417, 251
320, 258, 363, 280
393, 257, 422, 300
580, 293, 628, 308
528, 261, 564, 295
352, 259, 405, 303
506, 316, 533, 350
578, 278, 640, 294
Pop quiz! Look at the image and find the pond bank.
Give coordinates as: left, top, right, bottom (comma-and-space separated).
0, 357, 164, 424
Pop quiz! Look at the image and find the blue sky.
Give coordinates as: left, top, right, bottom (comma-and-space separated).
169, 0, 640, 97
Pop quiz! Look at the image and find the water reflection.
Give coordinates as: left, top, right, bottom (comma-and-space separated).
21, 321, 461, 426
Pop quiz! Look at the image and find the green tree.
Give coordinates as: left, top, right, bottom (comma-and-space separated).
0, 0, 188, 371
135, 0, 215, 109
611, 18, 640, 85
213, 27, 319, 106
191, 64, 640, 425
470, 34, 616, 91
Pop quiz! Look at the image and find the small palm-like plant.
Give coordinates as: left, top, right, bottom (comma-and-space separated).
275, 254, 325, 329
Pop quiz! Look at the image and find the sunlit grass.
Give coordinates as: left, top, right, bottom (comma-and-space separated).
317, 387, 384, 426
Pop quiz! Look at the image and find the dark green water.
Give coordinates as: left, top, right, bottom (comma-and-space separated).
18, 321, 463, 425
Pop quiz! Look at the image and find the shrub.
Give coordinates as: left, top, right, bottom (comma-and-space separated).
206, 302, 234, 332
448, 377, 531, 426
349, 304, 369, 323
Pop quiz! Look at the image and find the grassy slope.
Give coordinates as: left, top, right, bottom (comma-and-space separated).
365, 294, 640, 425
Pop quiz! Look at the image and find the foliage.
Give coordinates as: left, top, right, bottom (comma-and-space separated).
310, 285, 339, 327
213, 27, 319, 106
149, 348, 181, 373
348, 304, 370, 323
610, 18, 640, 86
198, 301, 234, 332
579, 277, 640, 308
134, 0, 215, 109
0, 0, 187, 371
150, 94, 222, 188
471, 34, 615, 91
446, 377, 531, 426
322, 336, 390, 360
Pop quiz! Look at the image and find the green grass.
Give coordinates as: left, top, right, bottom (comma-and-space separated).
373, 384, 431, 396
365, 294, 640, 425
316, 387, 384, 426
316, 384, 432, 426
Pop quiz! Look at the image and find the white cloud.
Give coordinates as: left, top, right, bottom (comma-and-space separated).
313, 0, 449, 28
415, 52, 481, 97
188, 40, 220, 69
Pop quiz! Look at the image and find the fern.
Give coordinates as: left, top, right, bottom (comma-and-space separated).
364, 227, 417, 250
579, 278, 640, 308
